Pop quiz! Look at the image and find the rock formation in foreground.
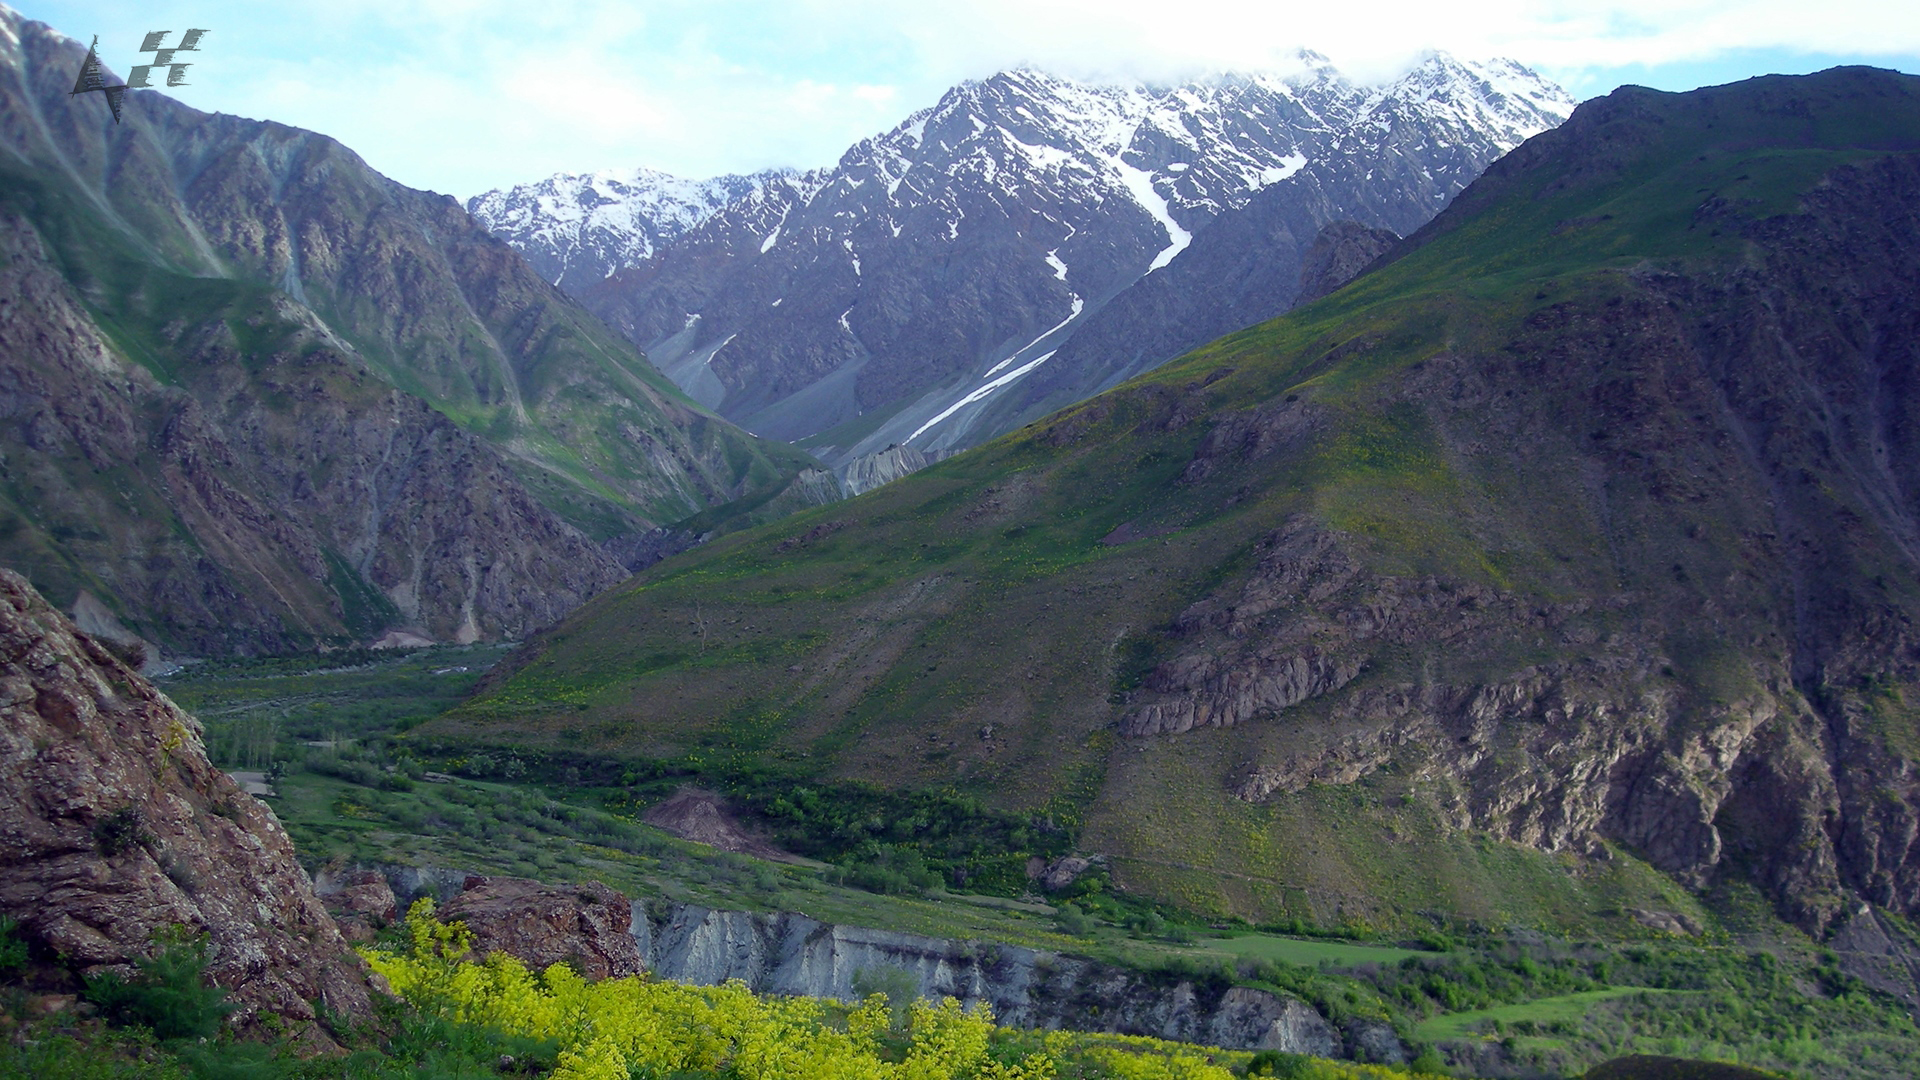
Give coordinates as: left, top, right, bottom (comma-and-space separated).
0, 569, 371, 1033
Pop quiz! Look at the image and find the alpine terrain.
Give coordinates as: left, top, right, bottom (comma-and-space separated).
0, 7, 820, 657
466, 167, 815, 295
435, 67, 1920, 943
473, 55, 1572, 482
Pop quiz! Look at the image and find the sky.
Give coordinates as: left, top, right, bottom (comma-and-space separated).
16, 1, 1920, 200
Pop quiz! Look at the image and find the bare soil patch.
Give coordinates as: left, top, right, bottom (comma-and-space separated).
642, 788, 804, 863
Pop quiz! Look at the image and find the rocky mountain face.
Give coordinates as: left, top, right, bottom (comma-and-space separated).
0, 569, 371, 1035
437, 68, 1920, 939
542, 56, 1569, 468
467, 168, 804, 294
0, 10, 820, 654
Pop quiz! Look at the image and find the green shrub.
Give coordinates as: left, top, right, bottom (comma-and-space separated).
1246, 1049, 1312, 1078
93, 807, 150, 857
825, 844, 943, 896
83, 927, 236, 1039
0, 915, 28, 973
1054, 903, 1094, 936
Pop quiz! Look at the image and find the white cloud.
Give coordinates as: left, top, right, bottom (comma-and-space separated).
21, 0, 1920, 195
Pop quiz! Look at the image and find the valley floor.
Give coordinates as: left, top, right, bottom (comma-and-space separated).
118, 646, 1920, 1079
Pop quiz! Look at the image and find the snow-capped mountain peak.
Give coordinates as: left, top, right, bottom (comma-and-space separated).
467, 166, 810, 291
483, 56, 1573, 471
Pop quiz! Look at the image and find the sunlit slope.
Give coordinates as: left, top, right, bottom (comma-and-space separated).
436, 69, 1920, 933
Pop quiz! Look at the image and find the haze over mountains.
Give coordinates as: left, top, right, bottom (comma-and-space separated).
0, 8, 819, 656
471, 55, 1573, 480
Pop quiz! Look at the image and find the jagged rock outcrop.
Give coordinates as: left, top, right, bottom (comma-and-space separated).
839, 445, 933, 496
1295, 221, 1401, 304
439, 876, 644, 980
0, 569, 370, 1032
314, 867, 400, 943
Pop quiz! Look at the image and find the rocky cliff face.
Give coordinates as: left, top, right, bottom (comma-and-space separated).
440, 876, 645, 981
0, 203, 622, 653
0, 570, 370, 1033
630, 902, 1381, 1059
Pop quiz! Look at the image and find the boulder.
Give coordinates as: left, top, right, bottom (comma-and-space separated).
439, 876, 644, 980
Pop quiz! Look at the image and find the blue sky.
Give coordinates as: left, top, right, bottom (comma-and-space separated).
15, 1, 1920, 199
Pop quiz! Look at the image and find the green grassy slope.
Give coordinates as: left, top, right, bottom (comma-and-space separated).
430, 69, 1920, 936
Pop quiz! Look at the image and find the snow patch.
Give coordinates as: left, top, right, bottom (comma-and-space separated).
1112, 155, 1190, 271
908, 350, 1057, 443
983, 295, 1083, 379
1257, 153, 1308, 186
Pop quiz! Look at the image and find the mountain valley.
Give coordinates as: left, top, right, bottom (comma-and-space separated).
8, 3, 1920, 1074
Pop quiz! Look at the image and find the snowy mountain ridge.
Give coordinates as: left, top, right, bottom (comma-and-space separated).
482, 53, 1574, 467
466, 167, 820, 291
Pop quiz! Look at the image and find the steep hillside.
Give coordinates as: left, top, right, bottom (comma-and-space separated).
433, 68, 1920, 938
0, 10, 818, 653
574, 58, 1570, 465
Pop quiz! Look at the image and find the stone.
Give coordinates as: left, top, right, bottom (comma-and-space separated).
1037, 856, 1095, 892
315, 867, 399, 929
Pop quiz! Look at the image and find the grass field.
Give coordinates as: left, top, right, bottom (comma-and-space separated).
1414, 988, 1675, 1042
1203, 934, 1431, 968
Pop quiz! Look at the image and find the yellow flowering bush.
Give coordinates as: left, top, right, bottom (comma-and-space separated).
364, 899, 1053, 1080
361, 899, 1410, 1080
